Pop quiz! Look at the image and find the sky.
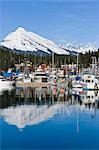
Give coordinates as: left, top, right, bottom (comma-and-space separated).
0, 0, 99, 47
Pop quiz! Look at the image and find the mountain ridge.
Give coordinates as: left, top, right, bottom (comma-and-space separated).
0, 27, 69, 55
0, 27, 98, 55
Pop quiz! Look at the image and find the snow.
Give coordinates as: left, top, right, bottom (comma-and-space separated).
0, 27, 68, 55
0, 27, 97, 55
61, 43, 98, 54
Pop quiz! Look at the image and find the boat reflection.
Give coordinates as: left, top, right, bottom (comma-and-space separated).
0, 86, 99, 129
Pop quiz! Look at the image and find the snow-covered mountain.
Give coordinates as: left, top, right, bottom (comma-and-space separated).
59, 43, 98, 54
0, 27, 69, 55
0, 27, 98, 55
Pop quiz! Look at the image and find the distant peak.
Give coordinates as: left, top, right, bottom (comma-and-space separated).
16, 27, 26, 32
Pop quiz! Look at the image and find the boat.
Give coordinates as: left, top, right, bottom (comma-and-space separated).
72, 80, 82, 88
71, 75, 82, 88
34, 69, 48, 83
80, 74, 99, 90
0, 76, 15, 87
48, 75, 58, 86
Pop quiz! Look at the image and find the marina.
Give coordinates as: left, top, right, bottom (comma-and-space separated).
0, 0, 99, 149
0, 57, 99, 150
0, 53, 99, 150
0, 49, 99, 150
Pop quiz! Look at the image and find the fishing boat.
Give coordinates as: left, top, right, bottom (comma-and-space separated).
48, 75, 57, 86
34, 69, 48, 83
0, 76, 15, 87
72, 80, 82, 88
80, 74, 99, 90
71, 74, 82, 88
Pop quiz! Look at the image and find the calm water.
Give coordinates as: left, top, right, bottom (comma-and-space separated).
0, 86, 99, 150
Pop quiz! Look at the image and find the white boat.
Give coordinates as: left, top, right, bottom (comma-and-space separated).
72, 80, 82, 88
0, 76, 15, 87
80, 74, 99, 90
48, 75, 58, 86
34, 70, 48, 83
0, 76, 15, 94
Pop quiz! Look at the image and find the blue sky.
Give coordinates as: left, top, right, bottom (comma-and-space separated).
0, 0, 99, 46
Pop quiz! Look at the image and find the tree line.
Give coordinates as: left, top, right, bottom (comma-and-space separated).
0, 46, 99, 70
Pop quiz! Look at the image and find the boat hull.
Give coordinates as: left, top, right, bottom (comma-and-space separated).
81, 82, 99, 90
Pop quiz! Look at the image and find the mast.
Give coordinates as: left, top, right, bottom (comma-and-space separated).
92, 57, 97, 76
77, 52, 79, 75
95, 57, 97, 76
52, 52, 54, 69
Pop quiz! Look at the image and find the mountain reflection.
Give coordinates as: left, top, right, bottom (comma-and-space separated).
0, 86, 99, 129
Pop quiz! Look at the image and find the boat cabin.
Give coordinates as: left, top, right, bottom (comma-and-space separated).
34, 71, 48, 83
82, 75, 95, 83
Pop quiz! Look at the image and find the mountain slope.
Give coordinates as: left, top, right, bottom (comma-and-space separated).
0, 27, 97, 55
60, 43, 98, 54
0, 27, 69, 55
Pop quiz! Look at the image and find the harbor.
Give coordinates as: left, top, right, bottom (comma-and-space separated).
0, 54, 99, 89
0, 0, 99, 149
0, 57, 99, 149
0, 45, 99, 149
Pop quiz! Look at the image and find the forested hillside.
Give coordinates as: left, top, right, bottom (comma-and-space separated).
0, 46, 99, 70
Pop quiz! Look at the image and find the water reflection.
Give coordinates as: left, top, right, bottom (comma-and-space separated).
0, 86, 99, 129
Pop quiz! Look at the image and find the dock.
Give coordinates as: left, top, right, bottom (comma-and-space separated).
16, 81, 50, 88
